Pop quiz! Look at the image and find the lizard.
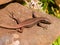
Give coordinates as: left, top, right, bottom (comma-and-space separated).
0, 11, 51, 33
0, 17, 51, 29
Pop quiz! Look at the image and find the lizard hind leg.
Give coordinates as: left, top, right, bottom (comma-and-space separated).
17, 27, 23, 33
8, 11, 23, 33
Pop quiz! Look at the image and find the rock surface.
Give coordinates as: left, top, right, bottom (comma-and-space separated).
0, 0, 12, 5
0, 3, 60, 45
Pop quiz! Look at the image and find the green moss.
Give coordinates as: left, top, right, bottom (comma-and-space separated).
19, 1, 27, 5
52, 36, 60, 45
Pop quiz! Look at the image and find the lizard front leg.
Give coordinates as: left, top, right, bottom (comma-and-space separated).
37, 23, 48, 30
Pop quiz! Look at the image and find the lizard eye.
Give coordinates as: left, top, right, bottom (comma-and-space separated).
40, 20, 51, 24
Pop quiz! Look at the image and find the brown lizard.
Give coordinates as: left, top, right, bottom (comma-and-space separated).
0, 17, 51, 29
0, 11, 51, 33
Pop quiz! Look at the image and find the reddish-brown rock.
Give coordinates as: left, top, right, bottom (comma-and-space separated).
0, 3, 60, 45
0, 0, 12, 5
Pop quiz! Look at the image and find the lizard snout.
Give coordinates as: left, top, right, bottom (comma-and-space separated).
40, 20, 51, 24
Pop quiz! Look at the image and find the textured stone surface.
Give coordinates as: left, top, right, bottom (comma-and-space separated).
0, 0, 12, 5
0, 3, 60, 45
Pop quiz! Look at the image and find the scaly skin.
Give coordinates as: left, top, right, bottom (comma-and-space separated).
0, 17, 51, 29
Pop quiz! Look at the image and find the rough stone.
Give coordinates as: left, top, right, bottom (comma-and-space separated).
0, 0, 12, 5
0, 3, 60, 45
